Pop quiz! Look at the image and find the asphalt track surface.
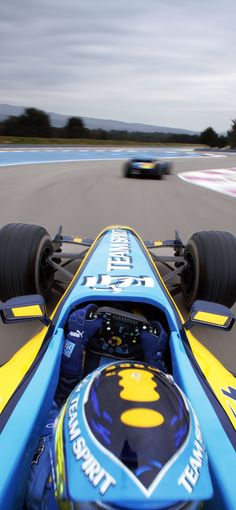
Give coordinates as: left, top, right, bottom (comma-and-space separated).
0, 149, 235, 372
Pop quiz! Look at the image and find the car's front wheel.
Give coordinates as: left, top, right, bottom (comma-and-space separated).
181, 230, 236, 309
0, 223, 54, 301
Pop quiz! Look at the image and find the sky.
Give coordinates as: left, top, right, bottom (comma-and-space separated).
1, 0, 236, 132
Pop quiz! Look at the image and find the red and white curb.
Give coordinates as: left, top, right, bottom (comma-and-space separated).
179, 168, 236, 198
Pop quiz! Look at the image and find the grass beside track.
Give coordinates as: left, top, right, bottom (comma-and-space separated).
0, 136, 203, 147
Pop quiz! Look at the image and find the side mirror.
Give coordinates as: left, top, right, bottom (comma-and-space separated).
0, 295, 51, 326
184, 300, 235, 331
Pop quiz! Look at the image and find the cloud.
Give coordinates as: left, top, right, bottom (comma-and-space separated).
0, 0, 236, 130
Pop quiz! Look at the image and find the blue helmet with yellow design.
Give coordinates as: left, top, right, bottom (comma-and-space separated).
52, 361, 212, 510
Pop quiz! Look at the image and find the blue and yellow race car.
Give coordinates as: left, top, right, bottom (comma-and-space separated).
123, 158, 172, 178
0, 223, 235, 510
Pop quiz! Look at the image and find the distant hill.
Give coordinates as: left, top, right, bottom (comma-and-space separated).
0, 104, 198, 135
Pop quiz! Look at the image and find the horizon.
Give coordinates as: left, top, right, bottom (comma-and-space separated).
1, 1, 236, 132
0, 102, 222, 134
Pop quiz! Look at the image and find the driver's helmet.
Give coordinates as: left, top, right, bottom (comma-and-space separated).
52, 361, 212, 510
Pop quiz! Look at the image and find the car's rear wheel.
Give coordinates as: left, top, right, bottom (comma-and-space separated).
164, 162, 172, 175
124, 162, 132, 178
0, 223, 54, 301
181, 230, 236, 309
154, 164, 162, 179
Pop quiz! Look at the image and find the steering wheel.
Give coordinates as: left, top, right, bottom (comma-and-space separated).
86, 306, 159, 358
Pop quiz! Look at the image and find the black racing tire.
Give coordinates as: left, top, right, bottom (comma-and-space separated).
164, 162, 173, 175
124, 162, 132, 178
0, 223, 54, 302
181, 230, 236, 309
154, 164, 162, 179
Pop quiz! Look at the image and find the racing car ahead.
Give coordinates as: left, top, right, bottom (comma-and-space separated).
0, 223, 235, 510
123, 158, 172, 178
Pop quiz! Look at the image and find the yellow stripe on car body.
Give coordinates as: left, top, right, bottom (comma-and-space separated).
186, 331, 236, 429
0, 326, 49, 413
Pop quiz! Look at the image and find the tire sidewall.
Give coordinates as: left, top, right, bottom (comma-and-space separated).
182, 238, 201, 308
0, 224, 54, 301
34, 234, 54, 295
181, 230, 236, 309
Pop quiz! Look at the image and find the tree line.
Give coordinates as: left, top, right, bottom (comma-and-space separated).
0, 107, 236, 147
